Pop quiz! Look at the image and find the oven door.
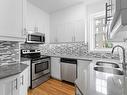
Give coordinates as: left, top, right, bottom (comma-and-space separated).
32, 58, 50, 80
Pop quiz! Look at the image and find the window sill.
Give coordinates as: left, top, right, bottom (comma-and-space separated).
90, 48, 112, 53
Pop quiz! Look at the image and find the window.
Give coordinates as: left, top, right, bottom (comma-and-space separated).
89, 12, 113, 51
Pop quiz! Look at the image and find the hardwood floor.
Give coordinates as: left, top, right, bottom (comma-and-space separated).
28, 79, 75, 95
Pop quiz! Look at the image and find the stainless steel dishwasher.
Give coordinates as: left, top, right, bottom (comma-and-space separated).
61, 58, 77, 83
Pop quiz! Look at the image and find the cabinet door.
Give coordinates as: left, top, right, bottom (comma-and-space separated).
0, 75, 19, 95
56, 24, 66, 43
21, 61, 30, 88
50, 24, 58, 43
56, 23, 74, 43
12, 78, 19, 95
0, 0, 17, 37
77, 60, 91, 95
0, 0, 25, 38
74, 20, 85, 42
19, 68, 28, 95
0, 84, 5, 95
0, 80, 13, 95
51, 57, 61, 80
64, 23, 75, 42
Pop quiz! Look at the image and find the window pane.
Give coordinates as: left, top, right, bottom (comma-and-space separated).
94, 16, 113, 49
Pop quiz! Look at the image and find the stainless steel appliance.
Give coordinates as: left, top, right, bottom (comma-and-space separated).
60, 58, 77, 83
26, 32, 45, 44
21, 49, 50, 88
31, 57, 50, 88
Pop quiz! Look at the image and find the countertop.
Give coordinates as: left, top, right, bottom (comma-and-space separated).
21, 54, 119, 62
0, 63, 28, 79
42, 54, 119, 62
75, 60, 127, 95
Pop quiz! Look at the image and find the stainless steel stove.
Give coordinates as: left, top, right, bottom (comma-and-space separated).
21, 49, 50, 88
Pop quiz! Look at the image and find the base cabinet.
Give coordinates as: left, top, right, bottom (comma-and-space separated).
76, 60, 91, 95
51, 57, 61, 80
21, 60, 31, 88
0, 74, 19, 95
0, 67, 28, 95
19, 68, 28, 95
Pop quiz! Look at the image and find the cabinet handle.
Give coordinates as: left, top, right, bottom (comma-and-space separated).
14, 78, 18, 90
23, 28, 27, 36
20, 75, 24, 85
22, 75, 24, 85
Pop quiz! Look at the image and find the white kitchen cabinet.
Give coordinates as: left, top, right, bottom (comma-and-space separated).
56, 24, 66, 43
74, 20, 85, 42
21, 60, 31, 88
0, 84, 4, 95
54, 23, 74, 43
0, 67, 28, 95
51, 19, 85, 43
0, 0, 26, 41
60, 23, 74, 42
76, 60, 91, 95
19, 68, 28, 95
0, 74, 19, 95
51, 57, 61, 80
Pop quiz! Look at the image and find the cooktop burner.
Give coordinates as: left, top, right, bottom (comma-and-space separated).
21, 49, 49, 60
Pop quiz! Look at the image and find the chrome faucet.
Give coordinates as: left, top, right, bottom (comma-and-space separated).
112, 45, 126, 69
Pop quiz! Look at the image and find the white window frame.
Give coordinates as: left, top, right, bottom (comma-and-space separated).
88, 11, 112, 52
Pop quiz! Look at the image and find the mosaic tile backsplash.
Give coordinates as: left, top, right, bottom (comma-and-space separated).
40, 42, 88, 56
39, 42, 119, 60
0, 41, 19, 65
21, 42, 119, 60
20, 43, 40, 50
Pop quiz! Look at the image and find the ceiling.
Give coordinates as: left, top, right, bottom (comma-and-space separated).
28, 0, 103, 13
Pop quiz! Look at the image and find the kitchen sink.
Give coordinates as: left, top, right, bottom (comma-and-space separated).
94, 67, 123, 75
96, 61, 120, 68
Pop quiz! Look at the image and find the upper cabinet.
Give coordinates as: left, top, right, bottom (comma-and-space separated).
0, 0, 27, 41
106, 0, 127, 41
51, 19, 85, 43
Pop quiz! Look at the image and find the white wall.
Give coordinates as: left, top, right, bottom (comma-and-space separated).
27, 1, 50, 43
50, 3, 87, 43
86, 1, 105, 16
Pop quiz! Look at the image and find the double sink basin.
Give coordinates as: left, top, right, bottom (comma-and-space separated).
94, 61, 124, 75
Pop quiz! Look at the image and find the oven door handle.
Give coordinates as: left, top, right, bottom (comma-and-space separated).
32, 60, 49, 64
32, 62, 45, 65
32, 61, 43, 63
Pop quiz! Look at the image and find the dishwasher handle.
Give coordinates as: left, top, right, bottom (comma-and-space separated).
60, 58, 77, 64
